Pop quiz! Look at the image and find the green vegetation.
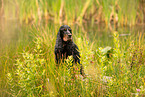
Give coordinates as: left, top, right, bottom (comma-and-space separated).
1, 0, 145, 97
1, 24, 144, 96
3, 0, 144, 26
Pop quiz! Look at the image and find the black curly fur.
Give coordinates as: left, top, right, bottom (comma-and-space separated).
54, 25, 85, 76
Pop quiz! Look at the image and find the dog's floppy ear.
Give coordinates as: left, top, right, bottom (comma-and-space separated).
59, 28, 63, 32
59, 25, 65, 32
59, 26, 64, 39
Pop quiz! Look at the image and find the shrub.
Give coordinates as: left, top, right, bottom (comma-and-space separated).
7, 38, 46, 96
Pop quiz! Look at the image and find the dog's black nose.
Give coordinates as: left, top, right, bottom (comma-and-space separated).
68, 34, 72, 38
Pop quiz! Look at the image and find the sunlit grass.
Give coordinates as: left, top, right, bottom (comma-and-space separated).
1, 0, 145, 96
3, 0, 143, 26
0, 23, 144, 96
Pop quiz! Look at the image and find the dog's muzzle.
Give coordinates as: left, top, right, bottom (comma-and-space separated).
68, 34, 72, 39
63, 34, 72, 41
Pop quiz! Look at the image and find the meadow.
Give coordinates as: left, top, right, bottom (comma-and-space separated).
0, 0, 145, 97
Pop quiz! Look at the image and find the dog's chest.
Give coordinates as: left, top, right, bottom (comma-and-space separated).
62, 44, 73, 55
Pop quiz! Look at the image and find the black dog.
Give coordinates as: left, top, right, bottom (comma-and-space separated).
54, 25, 85, 77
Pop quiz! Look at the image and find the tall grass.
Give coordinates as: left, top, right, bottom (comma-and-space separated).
1, 0, 145, 96
3, 24, 144, 96
3, 0, 144, 26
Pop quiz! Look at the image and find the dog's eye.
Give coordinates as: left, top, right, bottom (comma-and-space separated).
68, 28, 71, 31
64, 28, 67, 31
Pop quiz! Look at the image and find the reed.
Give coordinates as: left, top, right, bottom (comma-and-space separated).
2, 0, 143, 26
1, 24, 144, 96
1, 0, 145, 96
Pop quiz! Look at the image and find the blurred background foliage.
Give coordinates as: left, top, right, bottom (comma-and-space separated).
1, 0, 145, 26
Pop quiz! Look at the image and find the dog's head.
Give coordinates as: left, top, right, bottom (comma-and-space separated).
59, 25, 72, 42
